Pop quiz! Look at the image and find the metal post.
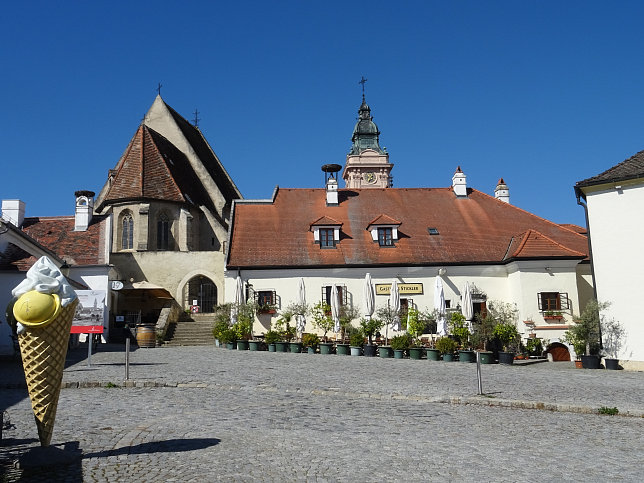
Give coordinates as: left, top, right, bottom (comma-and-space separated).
476, 351, 483, 395
87, 334, 92, 367
125, 337, 130, 380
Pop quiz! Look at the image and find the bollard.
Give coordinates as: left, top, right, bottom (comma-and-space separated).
87, 333, 93, 367
476, 351, 483, 395
125, 337, 130, 380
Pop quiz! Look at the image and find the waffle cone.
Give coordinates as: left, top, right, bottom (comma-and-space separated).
18, 299, 78, 447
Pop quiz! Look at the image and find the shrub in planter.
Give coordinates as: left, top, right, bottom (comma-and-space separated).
390, 333, 413, 351
359, 317, 384, 346
301, 333, 320, 349
350, 331, 364, 348
449, 312, 471, 349
218, 328, 237, 346
311, 302, 335, 342
435, 336, 457, 355
264, 330, 281, 345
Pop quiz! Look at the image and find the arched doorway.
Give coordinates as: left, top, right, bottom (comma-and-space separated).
184, 276, 217, 313
546, 342, 570, 361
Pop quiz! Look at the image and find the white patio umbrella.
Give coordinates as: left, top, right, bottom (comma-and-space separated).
230, 275, 244, 325
331, 284, 341, 334
363, 273, 375, 321
389, 280, 401, 331
434, 276, 447, 336
462, 281, 474, 330
296, 278, 306, 333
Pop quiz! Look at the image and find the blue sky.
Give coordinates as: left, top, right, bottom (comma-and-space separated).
3, 1, 644, 227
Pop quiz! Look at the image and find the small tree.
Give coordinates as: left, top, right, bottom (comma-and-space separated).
602, 316, 625, 359
486, 300, 520, 352
359, 317, 384, 345
311, 302, 334, 342
565, 300, 608, 356
339, 304, 360, 341
376, 305, 399, 343
274, 308, 296, 342
449, 311, 470, 348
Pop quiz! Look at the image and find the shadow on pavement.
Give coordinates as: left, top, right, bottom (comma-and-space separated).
82, 437, 221, 458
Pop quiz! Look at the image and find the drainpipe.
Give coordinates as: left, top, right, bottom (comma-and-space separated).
575, 188, 602, 350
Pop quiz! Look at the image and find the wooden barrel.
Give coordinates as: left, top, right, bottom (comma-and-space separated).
136, 325, 156, 348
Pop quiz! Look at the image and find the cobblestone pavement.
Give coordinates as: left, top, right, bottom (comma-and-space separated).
1, 345, 643, 481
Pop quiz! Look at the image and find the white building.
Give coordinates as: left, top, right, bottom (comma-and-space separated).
225, 97, 593, 360
576, 150, 644, 369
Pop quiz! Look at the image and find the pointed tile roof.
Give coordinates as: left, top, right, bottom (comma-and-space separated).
99, 125, 213, 209
310, 215, 342, 227
504, 229, 586, 260
367, 214, 401, 226
227, 188, 589, 269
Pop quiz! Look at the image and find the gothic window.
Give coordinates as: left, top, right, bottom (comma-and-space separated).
121, 213, 134, 250
157, 213, 170, 250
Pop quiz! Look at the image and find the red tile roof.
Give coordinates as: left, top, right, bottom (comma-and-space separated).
227, 188, 589, 269
10, 215, 109, 270
505, 229, 586, 259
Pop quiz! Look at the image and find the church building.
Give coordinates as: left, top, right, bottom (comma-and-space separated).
225, 95, 593, 361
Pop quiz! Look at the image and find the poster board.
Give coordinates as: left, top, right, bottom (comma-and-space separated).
71, 290, 106, 334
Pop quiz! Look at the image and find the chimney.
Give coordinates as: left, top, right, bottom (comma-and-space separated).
495, 178, 510, 203
1, 199, 26, 227
452, 166, 467, 197
326, 177, 339, 206
74, 190, 95, 231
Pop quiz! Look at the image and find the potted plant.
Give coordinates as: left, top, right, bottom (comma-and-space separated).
525, 337, 543, 358
449, 312, 474, 362
218, 327, 237, 350
274, 310, 297, 352
359, 317, 384, 357
212, 318, 230, 348
264, 330, 280, 352
390, 333, 412, 359
350, 331, 364, 356
301, 333, 320, 354
406, 307, 426, 360
493, 322, 519, 365
311, 302, 335, 354
435, 336, 457, 361
564, 300, 605, 369
602, 314, 625, 370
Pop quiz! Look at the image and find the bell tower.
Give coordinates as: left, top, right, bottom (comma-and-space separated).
342, 79, 393, 189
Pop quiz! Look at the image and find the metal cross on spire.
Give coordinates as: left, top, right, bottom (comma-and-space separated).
359, 76, 368, 100
192, 109, 200, 127
156, 82, 163, 96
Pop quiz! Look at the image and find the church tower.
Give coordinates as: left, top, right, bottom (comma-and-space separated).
342, 90, 394, 189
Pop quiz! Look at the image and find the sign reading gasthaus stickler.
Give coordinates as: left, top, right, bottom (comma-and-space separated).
375, 283, 423, 295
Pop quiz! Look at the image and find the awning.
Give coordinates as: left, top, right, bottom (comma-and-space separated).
119, 281, 174, 299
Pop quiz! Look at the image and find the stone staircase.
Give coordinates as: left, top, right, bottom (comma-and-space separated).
164, 314, 216, 346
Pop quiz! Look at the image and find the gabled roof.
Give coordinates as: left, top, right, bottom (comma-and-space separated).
98, 125, 213, 210
1, 215, 109, 270
504, 229, 586, 260
227, 188, 589, 269
310, 216, 342, 227
576, 149, 644, 189
367, 214, 401, 227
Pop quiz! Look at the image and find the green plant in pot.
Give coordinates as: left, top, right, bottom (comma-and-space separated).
492, 322, 519, 364
311, 302, 334, 343
435, 336, 457, 361
390, 333, 413, 359
218, 327, 237, 348
564, 299, 606, 369
301, 333, 320, 354
602, 313, 624, 370
349, 330, 364, 356
264, 329, 280, 352
359, 317, 384, 356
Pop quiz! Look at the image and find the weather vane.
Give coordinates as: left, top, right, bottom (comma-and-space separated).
359, 76, 367, 99
193, 109, 200, 127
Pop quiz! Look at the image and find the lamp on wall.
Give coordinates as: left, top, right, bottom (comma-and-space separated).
438, 268, 447, 276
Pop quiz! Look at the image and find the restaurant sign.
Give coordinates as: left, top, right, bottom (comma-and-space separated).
375, 283, 423, 295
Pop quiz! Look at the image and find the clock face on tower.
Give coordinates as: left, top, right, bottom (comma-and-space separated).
363, 172, 376, 184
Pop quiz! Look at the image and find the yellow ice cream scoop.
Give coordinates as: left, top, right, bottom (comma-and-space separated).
13, 291, 62, 328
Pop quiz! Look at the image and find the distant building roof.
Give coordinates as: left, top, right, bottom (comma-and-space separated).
576, 149, 644, 190
227, 187, 589, 269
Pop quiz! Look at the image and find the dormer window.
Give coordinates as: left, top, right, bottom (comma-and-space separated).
310, 216, 342, 249
320, 228, 336, 248
378, 227, 393, 246
367, 214, 401, 248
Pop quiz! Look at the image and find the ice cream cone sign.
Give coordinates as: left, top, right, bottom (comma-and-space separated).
10, 256, 78, 447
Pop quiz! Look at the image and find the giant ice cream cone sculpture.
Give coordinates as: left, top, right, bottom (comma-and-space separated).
11, 256, 77, 447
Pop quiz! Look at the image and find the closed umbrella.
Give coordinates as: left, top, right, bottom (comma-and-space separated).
230, 275, 244, 325
331, 284, 341, 334
462, 282, 474, 330
363, 273, 375, 321
434, 276, 447, 336
296, 278, 306, 333
389, 280, 400, 332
